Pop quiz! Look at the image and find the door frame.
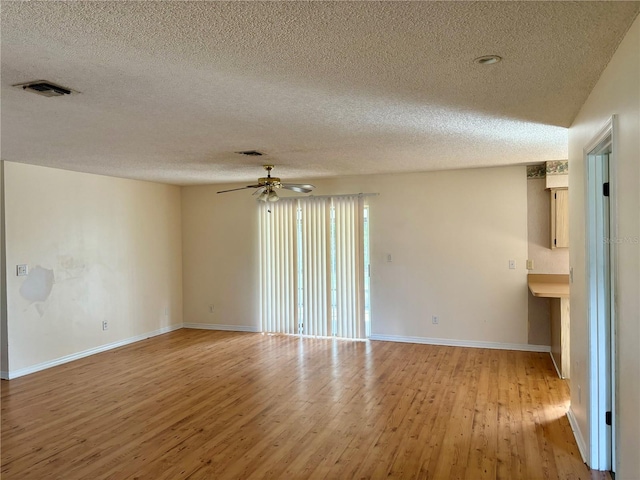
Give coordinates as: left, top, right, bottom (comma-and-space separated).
583, 115, 617, 472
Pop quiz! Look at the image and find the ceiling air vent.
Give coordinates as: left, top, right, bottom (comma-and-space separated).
14, 80, 75, 97
236, 150, 264, 156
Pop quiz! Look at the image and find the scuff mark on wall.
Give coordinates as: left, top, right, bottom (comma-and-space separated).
56, 254, 86, 282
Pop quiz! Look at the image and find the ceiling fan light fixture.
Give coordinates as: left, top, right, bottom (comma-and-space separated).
267, 190, 279, 202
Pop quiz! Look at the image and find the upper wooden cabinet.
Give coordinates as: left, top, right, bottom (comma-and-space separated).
551, 188, 569, 249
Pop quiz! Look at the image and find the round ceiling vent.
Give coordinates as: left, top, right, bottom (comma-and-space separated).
474, 55, 502, 65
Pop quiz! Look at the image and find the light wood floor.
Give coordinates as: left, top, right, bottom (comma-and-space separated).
1, 329, 608, 479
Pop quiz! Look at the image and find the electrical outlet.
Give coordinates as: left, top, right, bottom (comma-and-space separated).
102, 321, 108, 331
209, 305, 214, 314
578, 385, 581, 404
16, 264, 28, 276
432, 315, 439, 325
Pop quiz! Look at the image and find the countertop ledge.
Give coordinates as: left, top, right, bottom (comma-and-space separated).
528, 274, 570, 298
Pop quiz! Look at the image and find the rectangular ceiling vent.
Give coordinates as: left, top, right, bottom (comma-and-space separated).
235, 150, 264, 156
13, 80, 75, 97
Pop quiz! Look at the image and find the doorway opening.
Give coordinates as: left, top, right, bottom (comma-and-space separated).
584, 116, 616, 473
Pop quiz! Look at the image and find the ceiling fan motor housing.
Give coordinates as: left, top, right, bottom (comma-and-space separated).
258, 176, 281, 187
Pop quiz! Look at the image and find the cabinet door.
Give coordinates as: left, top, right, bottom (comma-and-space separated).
551, 189, 569, 248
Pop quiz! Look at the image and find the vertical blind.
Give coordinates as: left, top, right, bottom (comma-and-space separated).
259, 195, 366, 339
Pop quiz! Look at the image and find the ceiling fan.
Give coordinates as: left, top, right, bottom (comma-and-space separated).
217, 165, 315, 202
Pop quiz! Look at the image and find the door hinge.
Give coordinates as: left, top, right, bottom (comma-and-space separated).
605, 410, 612, 426
554, 192, 557, 199
603, 182, 610, 197
554, 238, 557, 246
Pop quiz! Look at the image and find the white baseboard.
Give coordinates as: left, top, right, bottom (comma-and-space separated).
183, 323, 260, 333
567, 407, 588, 463
549, 352, 563, 378
2, 327, 544, 380
368, 334, 551, 353
4, 324, 183, 380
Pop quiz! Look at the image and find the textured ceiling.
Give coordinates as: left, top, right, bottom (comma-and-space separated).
1, 1, 639, 185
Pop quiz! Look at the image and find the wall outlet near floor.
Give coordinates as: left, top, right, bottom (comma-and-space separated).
102, 321, 108, 331
432, 315, 439, 325
209, 305, 214, 314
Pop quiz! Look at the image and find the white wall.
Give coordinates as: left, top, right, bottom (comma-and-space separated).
568, 16, 639, 479
181, 183, 261, 331
182, 166, 533, 348
1, 162, 8, 375
2, 162, 184, 376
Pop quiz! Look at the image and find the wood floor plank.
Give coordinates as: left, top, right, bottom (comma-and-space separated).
1, 329, 608, 479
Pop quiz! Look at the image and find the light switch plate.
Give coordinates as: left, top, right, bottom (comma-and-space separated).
509, 260, 516, 270
16, 264, 28, 276
526, 259, 534, 270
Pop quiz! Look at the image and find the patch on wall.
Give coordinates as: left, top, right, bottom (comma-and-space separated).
527, 164, 546, 179
19, 266, 55, 316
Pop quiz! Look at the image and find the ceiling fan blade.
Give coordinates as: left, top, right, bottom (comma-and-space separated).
281, 183, 315, 193
252, 187, 266, 196
217, 184, 261, 194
